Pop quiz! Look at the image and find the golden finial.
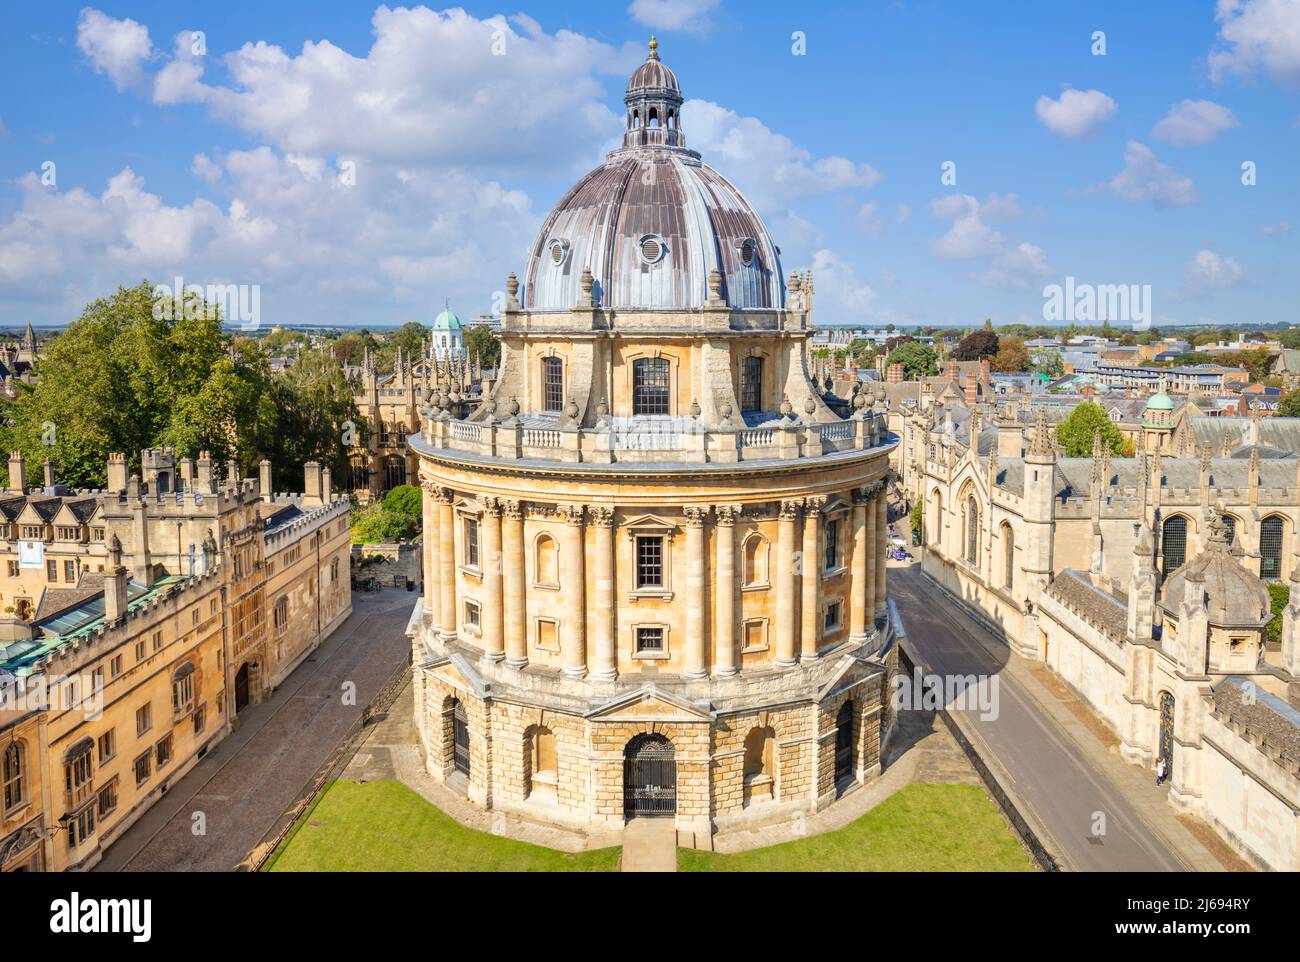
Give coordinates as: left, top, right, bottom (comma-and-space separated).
648, 35, 659, 59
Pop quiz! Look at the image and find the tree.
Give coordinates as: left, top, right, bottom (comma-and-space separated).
991, 336, 1030, 373
886, 341, 939, 379
390, 321, 427, 363
1277, 389, 1300, 418
463, 323, 501, 370
1031, 349, 1064, 379
350, 502, 418, 544
884, 334, 915, 354
1055, 402, 1126, 457
909, 500, 923, 544
952, 330, 999, 361
383, 484, 423, 528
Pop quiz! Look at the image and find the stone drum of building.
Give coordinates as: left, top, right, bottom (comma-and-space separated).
408, 39, 899, 838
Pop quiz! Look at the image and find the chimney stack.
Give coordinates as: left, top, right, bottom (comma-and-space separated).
42, 459, 54, 489
887, 363, 903, 384
104, 535, 129, 624
259, 459, 273, 503
106, 452, 128, 494
226, 459, 240, 489
303, 462, 324, 507
132, 500, 154, 587
7, 451, 25, 495
179, 457, 194, 490
321, 465, 332, 504
196, 452, 214, 493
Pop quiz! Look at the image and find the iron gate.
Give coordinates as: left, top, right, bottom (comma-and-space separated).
1159, 692, 1175, 768
834, 702, 855, 784
452, 701, 470, 776
624, 734, 676, 818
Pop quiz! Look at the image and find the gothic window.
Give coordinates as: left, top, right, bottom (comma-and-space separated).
1261, 516, 1284, 580
1162, 516, 1187, 577
964, 495, 979, 565
542, 356, 564, 413
1001, 521, 1014, 589
740, 356, 762, 413
633, 358, 670, 415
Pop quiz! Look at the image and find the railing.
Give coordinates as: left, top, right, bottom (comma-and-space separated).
449, 422, 481, 443
739, 428, 776, 447
522, 429, 561, 448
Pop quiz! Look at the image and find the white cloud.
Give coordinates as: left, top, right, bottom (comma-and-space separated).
1034, 88, 1117, 138
806, 249, 876, 320
1208, 0, 1300, 83
76, 8, 153, 92
1260, 220, 1292, 237
856, 201, 883, 236
628, 0, 721, 32
928, 193, 1051, 289
683, 99, 880, 209
895, 202, 911, 224
1151, 99, 1240, 146
1185, 249, 1245, 289
1102, 141, 1198, 207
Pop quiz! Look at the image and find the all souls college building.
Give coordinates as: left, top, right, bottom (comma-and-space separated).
408, 40, 899, 839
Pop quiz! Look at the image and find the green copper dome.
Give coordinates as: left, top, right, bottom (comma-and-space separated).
432, 307, 461, 331
1146, 385, 1174, 411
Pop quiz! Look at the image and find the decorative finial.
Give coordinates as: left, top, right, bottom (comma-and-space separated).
648, 36, 659, 60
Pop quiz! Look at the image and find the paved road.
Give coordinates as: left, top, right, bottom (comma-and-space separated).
891, 566, 1185, 872
94, 590, 415, 872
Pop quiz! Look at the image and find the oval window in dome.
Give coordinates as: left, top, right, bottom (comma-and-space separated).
639, 235, 666, 265
548, 239, 570, 266
739, 238, 756, 266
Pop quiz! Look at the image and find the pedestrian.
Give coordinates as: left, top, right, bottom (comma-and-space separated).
1155, 755, 1167, 786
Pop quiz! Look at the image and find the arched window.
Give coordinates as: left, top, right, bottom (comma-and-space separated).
1222, 514, 1237, 546
743, 534, 769, 587
541, 356, 563, 413
740, 356, 762, 413
632, 358, 670, 416
350, 461, 368, 492
382, 456, 405, 492
2, 742, 24, 811
1001, 521, 1014, 589
742, 726, 775, 805
929, 489, 942, 548
964, 495, 979, 565
1162, 516, 1188, 577
525, 725, 557, 802
534, 534, 559, 586
1260, 515, 1284, 580
648, 107, 659, 128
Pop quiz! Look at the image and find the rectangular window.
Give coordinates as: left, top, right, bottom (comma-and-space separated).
535, 619, 559, 652
66, 804, 95, 849
109, 654, 122, 678
64, 560, 77, 581
635, 626, 665, 653
193, 704, 206, 736
136, 703, 152, 737
155, 734, 173, 769
542, 356, 564, 413
152, 631, 163, 652
6, 561, 17, 577
173, 674, 194, 714
636, 536, 664, 589
743, 620, 766, 651
740, 356, 762, 413
135, 640, 147, 662
134, 751, 151, 786
98, 729, 116, 764
825, 601, 842, 631
632, 358, 671, 416
46, 559, 56, 580
97, 780, 118, 818
825, 518, 839, 570
65, 751, 92, 796
464, 601, 481, 630
465, 518, 480, 569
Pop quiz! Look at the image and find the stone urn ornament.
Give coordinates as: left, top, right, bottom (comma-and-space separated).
780, 395, 793, 419
804, 396, 817, 416
565, 397, 579, 420
690, 399, 701, 418
507, 396, 521, 417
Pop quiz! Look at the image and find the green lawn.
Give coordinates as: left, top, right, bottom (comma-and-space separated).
263, 779, 620, 872
265, 779, 1032, 872
678, 783, 1035, 872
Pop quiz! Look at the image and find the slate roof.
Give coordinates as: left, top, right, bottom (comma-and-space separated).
1212, 677, 1300, 776
1045, 570, 1127, 643
1187, 416, 1300, 453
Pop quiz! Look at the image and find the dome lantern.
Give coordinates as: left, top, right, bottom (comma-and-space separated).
624, 36, 685, 149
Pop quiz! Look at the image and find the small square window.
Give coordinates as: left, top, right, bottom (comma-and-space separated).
824, 601, 842, 632
535, 619, 559, 652
464, 601, 481, 630
636, 626, 665, 653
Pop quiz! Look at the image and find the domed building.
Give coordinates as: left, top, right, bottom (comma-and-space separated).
408, 39, 898, 839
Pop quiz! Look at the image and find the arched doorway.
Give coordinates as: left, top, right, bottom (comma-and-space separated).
834, 702, 855, 786
623, 733, 676, 819
1158, 692, 1175, 771
451, 700, 470, 777
234, 662, 251, 712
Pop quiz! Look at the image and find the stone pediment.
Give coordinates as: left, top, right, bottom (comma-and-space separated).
586, 685, 714, 723
421, 651, 491, 699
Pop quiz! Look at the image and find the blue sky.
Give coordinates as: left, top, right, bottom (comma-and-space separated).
0, 0, 1297, 329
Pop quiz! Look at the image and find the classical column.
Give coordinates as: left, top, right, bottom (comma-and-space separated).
684, 506, 709, 679
865, 484, 879, 625
481, 498, 504, 661
776, 499, 801, 666
849, 488, 869, 643
558, 504, 587, 677
874, 484, 889, 620
590, 506, 617, 681
502, 499, 527, 667
801, 497, 825, 662
420, 480, 442, 630
713, 505, 739, 676
437, 487, 457, 641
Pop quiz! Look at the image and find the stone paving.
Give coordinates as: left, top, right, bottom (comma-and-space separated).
93, 589, 416, 872
621, 820, 677, 872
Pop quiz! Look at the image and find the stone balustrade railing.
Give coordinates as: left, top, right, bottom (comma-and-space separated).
415, 411, 890, 465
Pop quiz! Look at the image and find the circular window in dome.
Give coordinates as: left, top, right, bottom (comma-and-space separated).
548, 239, 570, 266
639, 234, 666, 265
738, 238, 756, 267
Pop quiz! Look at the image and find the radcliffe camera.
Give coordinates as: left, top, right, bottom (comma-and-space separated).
0, 0, 1292, 947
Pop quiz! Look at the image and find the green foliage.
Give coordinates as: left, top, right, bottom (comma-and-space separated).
350, 503, 418, 544
390, 321, 427, 364
909, 500, 923, 542
885, 341, 938, 379
383, 484, 423, 525
0, 282, 360, 491
1268, 584, 1288, 646
1031, 349, 1064, 379
463, 324, 501, 370
1277, 389, 1300, 419
1055, 402, 1126, 458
